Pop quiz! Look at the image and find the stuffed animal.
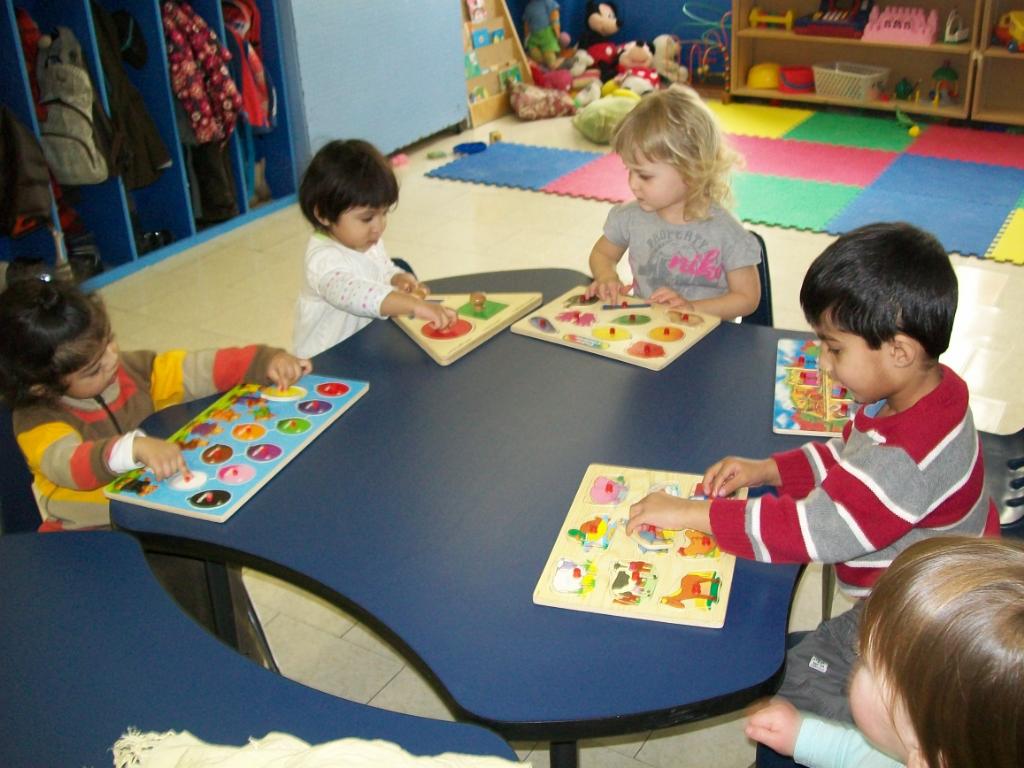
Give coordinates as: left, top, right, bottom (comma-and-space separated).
529, 62, 573, 91
652, 34, 688, 85
615, 41, 659, 94
580, 1, 621, 82
523, 0, 566, 69
567, 49, 601, 90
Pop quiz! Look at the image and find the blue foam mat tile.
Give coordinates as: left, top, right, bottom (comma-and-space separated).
825, 187, 1009, 257
870, 155, 1024, 208
426, 143, 601, 190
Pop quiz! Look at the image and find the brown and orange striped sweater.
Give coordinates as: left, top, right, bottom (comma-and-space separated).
14, 346, 282, 529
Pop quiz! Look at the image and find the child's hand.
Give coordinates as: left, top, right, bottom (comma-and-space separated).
626, 492, 711, 535
744, 698, 801, 757
649, 287, 695, 311
134, 436, 189, 481
414, 300, 457, 330
586, 277, 630, 305
391, 272, 421, 295
703, 457, 781, 498
266, 352, 313, 390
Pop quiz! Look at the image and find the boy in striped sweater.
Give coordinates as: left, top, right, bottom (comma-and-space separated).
627, 222, 998, 725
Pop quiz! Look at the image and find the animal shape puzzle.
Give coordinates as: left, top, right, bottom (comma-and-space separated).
773, 338, 856, 436
105, 374, 368, 523
510, 287, 720, 370
392, 291, 542, 366
533, 463, 741, 628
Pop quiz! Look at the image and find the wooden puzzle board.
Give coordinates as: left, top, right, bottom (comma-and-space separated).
105, 374, 368, 523
533, 463, 741, 628
510, 286, 720, 370
392, 292, 542, 366
773, 338, 856, 437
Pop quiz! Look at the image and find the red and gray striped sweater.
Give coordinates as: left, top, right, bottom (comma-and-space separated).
709, 365, 999, 596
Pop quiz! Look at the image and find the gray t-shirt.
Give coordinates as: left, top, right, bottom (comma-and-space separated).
604, 201, 760, 300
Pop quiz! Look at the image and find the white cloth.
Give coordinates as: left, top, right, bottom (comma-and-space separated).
292, 232, 402, 358
107, 429, 146, 473
113, 730, 526, 768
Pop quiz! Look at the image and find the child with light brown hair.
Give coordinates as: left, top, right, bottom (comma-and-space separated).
586, 84, 761, 318
746, 536, 1024, 768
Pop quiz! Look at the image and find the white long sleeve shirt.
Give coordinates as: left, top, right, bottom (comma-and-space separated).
293, 232, 402, 358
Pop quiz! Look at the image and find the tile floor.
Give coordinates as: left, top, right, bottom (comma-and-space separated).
97, 112, 1022, 767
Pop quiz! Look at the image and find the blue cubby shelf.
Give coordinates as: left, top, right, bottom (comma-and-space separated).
1, 0, 297, 285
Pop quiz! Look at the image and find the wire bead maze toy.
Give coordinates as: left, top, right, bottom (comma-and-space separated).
677, 2, 733, 88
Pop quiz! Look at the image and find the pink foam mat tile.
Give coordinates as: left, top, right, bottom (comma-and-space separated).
543, 152, 633, 203
727, 134, 898, 187
908, 125, 1024, 170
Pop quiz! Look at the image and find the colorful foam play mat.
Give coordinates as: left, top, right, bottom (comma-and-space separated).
426, 103, 1024, 264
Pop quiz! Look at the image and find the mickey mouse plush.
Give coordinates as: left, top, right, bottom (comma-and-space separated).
579, 1, 621, 82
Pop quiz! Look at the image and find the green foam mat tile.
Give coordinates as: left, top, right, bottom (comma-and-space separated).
733, 172, 862, 231
782, 112, 917, 152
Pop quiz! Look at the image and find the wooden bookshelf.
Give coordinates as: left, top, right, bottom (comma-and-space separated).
462, 0, 534, 126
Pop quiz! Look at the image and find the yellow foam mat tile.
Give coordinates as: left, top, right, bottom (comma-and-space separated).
705, 100, 815, 138
987, 209, 1024, 265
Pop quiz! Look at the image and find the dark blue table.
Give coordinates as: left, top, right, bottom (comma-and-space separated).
0, 531, 517, 766
112, 269, 807, 766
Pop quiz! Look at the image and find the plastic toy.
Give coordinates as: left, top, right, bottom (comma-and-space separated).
747, 61, 781, 89
943, 9, 970, 43
895, 108, 920, 137
676, 3, 732, 86
993, 11, 1024, 51
893, 76, 921, 102
794, 0, 874, 39
929, 60, 959, 106
861, 6, 938, 45
779, 65, 815, 93
748, 7, 795, 30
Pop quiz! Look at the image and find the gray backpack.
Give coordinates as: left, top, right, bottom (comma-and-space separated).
37, 26, 111, 185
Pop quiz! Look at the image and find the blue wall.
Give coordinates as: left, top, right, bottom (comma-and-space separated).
505, 0, 732, 50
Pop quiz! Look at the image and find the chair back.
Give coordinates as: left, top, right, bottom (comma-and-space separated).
742, 230, 774, 327
979, 428, 1024, 530
0, 406, 39, 534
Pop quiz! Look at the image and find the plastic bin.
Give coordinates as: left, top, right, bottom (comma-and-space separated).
812, 62, 890, 101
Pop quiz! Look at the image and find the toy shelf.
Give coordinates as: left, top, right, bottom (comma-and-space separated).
729, 0, 1024, 124
462, 0, 533, 127
972, 0, 1024, 126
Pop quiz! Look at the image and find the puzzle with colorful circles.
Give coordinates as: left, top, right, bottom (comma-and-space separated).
392, 291, 543, 366
104, 374, 368, 522
510, 286, 721, 370
533, 463, 741, 628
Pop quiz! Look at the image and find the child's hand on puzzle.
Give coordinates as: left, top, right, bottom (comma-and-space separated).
414, 300, 457, 330
134, 435, 189, 481
265, 352, 313, 391
626, 492, 711, 536
703, 456, 781, 498
744, 698, 801, 757
648, 287, 695, 312
391, 272, 423, 296
586, 276, 631, 306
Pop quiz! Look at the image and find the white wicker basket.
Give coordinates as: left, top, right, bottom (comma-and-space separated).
812, 62, 890, 101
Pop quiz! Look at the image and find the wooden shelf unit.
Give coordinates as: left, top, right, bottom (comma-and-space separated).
462, 0, 533, 127
973, 0, 1024, 126
730, 0, 1024, 125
